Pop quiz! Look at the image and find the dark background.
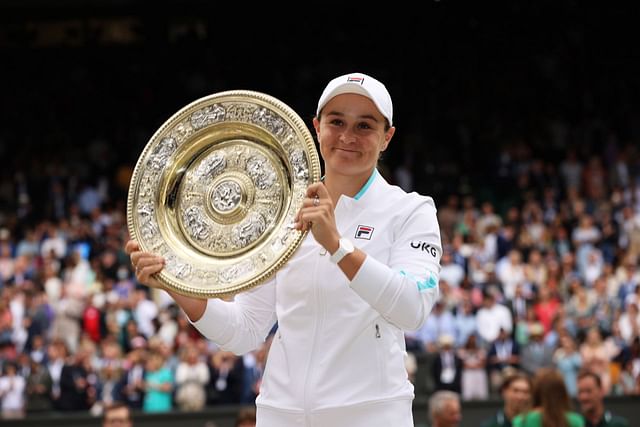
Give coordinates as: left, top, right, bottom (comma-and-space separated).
2, 1, 639, 223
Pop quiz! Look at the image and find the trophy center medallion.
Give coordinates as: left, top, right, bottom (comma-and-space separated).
211, 179, 243, 214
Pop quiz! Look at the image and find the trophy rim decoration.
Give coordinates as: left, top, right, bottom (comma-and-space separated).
127, 90, 321, 299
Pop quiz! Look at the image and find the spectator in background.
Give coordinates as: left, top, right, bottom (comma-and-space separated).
577, 370, 629, 427
496, 249, 526, 301
14, 227, 40, 258
438, 195, 460, 244
524, 249, 547, 289
207, 349, 244, 405
477, 291, 513, 348
458, 334, 488, 400
613, 257, 635, 300
57, 347, 96, 411
29, 334, 47, 365
481, 371, 532, 427
580, 327, 611, 395
102, 401, 133, 427
175, 342, 210, 411
533, 287, 560, 335
0, 299, 13, 348
0, 361, 26, 419
582, 156, 607, 203
567, 285, 596, 338
235, 406, 257, 427
513, 367, 584, 427
51, 288, 85, 354
487, 328, 521, 395
614, 358, 638, 396
617, 302, 640, 343
142, 351, 173, 413
46, 338, 68, 409
40, 225, 67, 261
520, 323, 554, 376
416, 300, 456, 353
554, 333, 582, 398
603, 322, 628, 376
95, 362, 124, 414
120, 341, 146, 410
620, 207, 640, 261
590, 276, 617, 336
0, 241, 14, 285
477, 201, 502, 244
26, 355, 53, 413
432, 334, 463, 394
454, 298, 477, 348
77, 179, 103, 216
440, 250, 465, 289
582, 249, 604, 288
559, 149, 583, 193
572, 214, 601, 277
429, 390, 462, 427
132, 288, 158, 340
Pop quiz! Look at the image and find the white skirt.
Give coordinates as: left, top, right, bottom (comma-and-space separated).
256, 398, 414, 427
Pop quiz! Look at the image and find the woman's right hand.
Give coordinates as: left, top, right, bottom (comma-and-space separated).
125, 240, 166, 289
126, 239, 208, 321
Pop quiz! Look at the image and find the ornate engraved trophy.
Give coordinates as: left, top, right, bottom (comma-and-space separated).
127, 91, 321, 298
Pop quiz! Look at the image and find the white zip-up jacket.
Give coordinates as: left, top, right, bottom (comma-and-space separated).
192, 170, 442, 427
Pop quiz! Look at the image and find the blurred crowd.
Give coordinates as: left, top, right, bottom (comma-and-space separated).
404, 141, 640, 402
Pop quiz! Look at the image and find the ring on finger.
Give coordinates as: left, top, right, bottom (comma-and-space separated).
313, 195, 319, 207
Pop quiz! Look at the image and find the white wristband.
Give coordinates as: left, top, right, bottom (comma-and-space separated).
330, 237, 355, 263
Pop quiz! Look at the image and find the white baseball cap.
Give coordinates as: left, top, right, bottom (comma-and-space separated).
316, 72, 393, 126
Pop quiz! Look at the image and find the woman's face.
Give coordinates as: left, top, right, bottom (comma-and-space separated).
313, 93, 394, 180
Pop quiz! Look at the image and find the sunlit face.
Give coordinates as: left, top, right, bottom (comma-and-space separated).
313, 93, 394, 180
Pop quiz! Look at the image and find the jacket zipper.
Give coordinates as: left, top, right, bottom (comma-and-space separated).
303, 253, 323, 425
375, 323, 384, 390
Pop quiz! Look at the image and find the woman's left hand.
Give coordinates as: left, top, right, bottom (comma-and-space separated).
294, 182, 340, 253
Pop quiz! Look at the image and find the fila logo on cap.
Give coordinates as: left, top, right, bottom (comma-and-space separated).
355, 225, 374, 240
347, 76, 365, 85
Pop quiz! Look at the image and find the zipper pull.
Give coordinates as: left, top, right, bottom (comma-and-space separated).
375, 324, 381, 338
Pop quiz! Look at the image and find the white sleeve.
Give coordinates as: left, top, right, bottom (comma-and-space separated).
349, 198, 442, 331
189, 277, 277, 355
